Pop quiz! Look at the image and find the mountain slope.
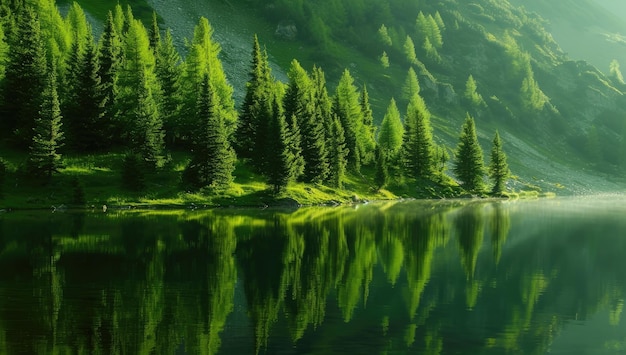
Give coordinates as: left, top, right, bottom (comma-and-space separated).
114, 0, 626, 193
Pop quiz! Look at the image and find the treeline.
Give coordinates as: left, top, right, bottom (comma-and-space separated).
0, 0, 511, 196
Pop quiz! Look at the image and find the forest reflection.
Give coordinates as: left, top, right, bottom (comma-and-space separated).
0, 199, 625, 354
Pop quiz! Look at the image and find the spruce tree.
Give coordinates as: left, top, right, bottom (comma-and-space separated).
327, 115, 348, 188
98, 11, 122, 145
378, 98, 404, 158
333, 69, 364, 172
359, 84, 376, 165
181, 17, 237, 142
236, 35, 274, 161
66, 31, 104, 151
148, 11, 160, 51
27, 64, 64, 181
402, 94, 436, 180
374, 146, 389, 191
0, 19, 9, 82
2, 6, 47, 147
131, 69, 164, 169
284, 60, 328, 183
402, 67, 420, 101
453, 114, 485, 192
184, 74, 236, 190
488, 130, 509, 195
156, 29, 183, 147
265, 97, 296, 193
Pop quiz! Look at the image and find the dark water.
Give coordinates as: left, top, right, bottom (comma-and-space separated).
1, 196, 625, 354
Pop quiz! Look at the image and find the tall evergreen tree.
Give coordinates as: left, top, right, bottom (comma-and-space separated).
404, 35, 417, 65
0, 23, 8, 82
181, 17, 237, 142
326, 115, 348, 188
488, 130, 509, 194
71, 34, 106, 151
360, 84, 376, 164
378, 98, 404, 158
402, 94, 436, 180
265, 96, 297, 193
333, 69, 364, 172
2, 6, 47, 147
402, 67, 420, 101
156, 29, 182, 147
98, 11, 122, 145
374, 145, 388, 191
453, 114, 485, 192
130, 69, 164, 169
27, 64, 64, 180
236, 35, 274, 161
284, 60, 328, 183
148, 11, 160, 51
118, 18, 161, 147
184, 74, 236, 189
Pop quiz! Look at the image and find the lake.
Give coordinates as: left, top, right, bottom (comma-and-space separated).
0, 196, 625, 354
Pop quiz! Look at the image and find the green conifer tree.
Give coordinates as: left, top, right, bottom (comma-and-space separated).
402, 67, 420, 101
360, 84, 376, 164
184, 74, 236, 189
327, 115, 348, 188
131, 69, 164, 169
378, 98, 404, 158
2, 6, 47, 147
404, 35, 417, 65
181, 17, 237, 141
374, 146, 389, 190
333, 69, 364, 172
66, 31, 104, 151
156, 29, 182, 147
148, 11, 160, 51
236, 35, 274, 161
284, 60, 328, 183
27, 64, 64, 180
488, 130, 510, 195
0, 25, 8, 82
403, 94, 436, 180
453, 114, 485, 192
98, 11, 122, 144
265, 97, 296, 193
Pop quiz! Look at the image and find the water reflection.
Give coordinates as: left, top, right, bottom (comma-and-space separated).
0, 198, 625, 354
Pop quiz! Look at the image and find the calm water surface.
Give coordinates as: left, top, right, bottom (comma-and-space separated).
0, 196, 625, 354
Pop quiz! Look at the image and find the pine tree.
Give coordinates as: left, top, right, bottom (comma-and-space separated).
404, 35, 417, 65
134, 69, 164, 169
2, 6, 47, 147
148, 11, 160, 51
98, 11, 122, 145
184, 74, 236, 189
327, 115, 348, 188
333, 69, 364, 172
27, 64, 64, 181
379, 51, 389, 68
236, 35, 274, 161
378, 24, 392, 46
402, 67, 420, 101
265, 97, 296, 193
374, 146, 388, 191
360, 84, 376, 164
156, 29, 182, 147
488, 130, 509, 195
453, 114, 485, 192
378, 98, 404, 158
66, 31, 104, 151
284, 60, 328, 183
181, 17, 237, 142
403, 94, 436, 180
0, 22, 8, 82
464, 74, 485, 108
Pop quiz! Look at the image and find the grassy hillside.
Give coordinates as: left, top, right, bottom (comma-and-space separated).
146, 0, 626, 193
